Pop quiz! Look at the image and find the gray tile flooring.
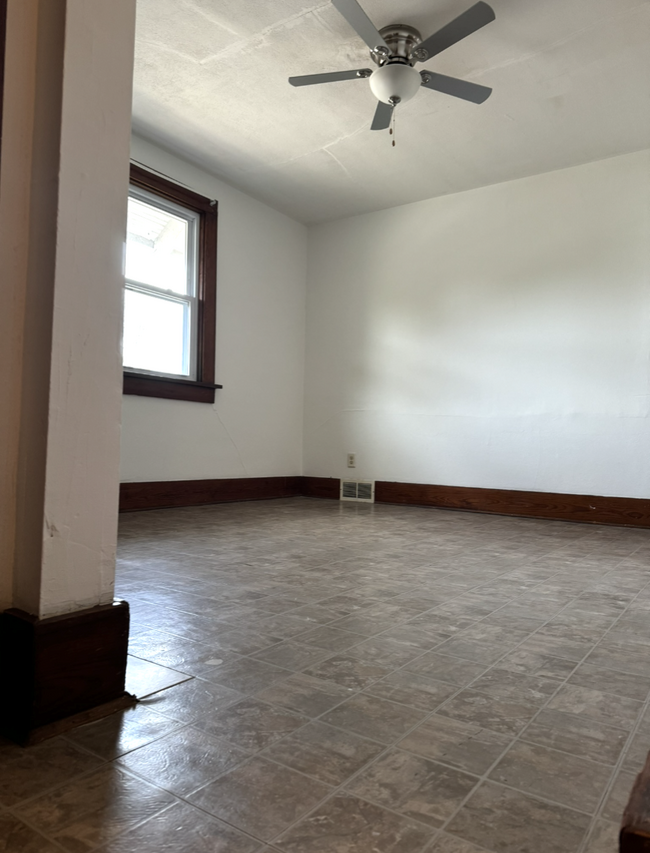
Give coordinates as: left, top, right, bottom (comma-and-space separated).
3, 497, 650, 851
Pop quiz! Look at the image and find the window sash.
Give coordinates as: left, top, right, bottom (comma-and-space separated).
125, 186, 200, 380
123, 283, 196, 379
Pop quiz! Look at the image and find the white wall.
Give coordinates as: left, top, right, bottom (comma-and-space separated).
120, 137, 308, 482
304, 150, 650, 499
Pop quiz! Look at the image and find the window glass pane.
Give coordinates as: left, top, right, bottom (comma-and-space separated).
126, 197, 190, 294
123, 289, 189, 376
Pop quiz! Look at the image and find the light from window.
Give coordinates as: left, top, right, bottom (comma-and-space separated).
123, 188, 198, 379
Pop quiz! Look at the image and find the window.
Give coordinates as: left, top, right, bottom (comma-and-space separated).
123, 164, 220, 403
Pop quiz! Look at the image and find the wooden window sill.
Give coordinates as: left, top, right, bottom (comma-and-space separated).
123, 371, 222, 403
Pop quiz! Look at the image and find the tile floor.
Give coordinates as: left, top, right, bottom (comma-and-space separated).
3, 497, 650, 852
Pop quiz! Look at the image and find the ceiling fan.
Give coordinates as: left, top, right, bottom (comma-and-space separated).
289, 0, 495, 130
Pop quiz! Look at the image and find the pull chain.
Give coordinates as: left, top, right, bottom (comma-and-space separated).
389, 109, 396, 147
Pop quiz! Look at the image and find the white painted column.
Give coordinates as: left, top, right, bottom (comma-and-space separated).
0, 0, 136, 618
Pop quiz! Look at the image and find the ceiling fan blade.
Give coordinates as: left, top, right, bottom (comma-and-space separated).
332, 0, 389, 52
371, 100, 393, 131
289, 68, 372, 86
415, 1, 495, 61
420, 71, 492, 103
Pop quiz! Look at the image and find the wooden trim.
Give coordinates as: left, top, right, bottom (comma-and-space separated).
119, 475, 650, 528
124, 164, 219, 403
120, 476, 304, 511
24, 693, 136, 747
123, 372, 221, 403
129, 163, 215, 214
0, 0, 7, 168
119, 476, 341, 511
301, 476, 341, 500
375, 481, 650, 528
0, 601, 130, 745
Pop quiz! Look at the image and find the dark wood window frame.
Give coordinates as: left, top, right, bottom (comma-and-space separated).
123, 164, 221, 404
0, 0, 7, 171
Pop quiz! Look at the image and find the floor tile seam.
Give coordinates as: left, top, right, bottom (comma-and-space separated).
404, 566, 610, 628
4, 807, 75, 853
125, 652, 196, 684
338, 765, 599, 836
257, 607, 452, 650
54, 798, 184, 853
453, 567, 639, 659
255, 715, 390, 755
429, 681, 580, 720
105, 795, 272, 851
249, 643, 351, 670
261, 776, 439, 849
271, 593, 573, 723
255, 655, 453, 721
484, 585, 644, 745
202, 660, 305, 692
239, 685, 495, 826
577, 818, 619, 853
136, 568, 637, 706
419, 828, 498, 853
459, 776, 600, 818
387, 589, 639, 846
575, 660, 650, 851
432, 576, 650, 853
112, 747, 262, 804
434, 773, 594, 853
360, 568, 606, 682
4, 755, 114, 812
225, 687, 389, 746
465, 674, 647, 716
243, 542, 618, 840
62, 715, 195, 765
5, 751, 180, 823
515, 726, 631, 766
251, 630, 539, 804
501, 728, 626, 768
129, 629, 244, 657
143, 747, 381, 849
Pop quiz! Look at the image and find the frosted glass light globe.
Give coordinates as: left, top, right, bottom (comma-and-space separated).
369, 63, 421, 105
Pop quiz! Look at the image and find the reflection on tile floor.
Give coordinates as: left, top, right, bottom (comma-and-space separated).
3, 496, 650, 851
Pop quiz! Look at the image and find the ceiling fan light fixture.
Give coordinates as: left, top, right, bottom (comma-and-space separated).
369, 62, 421, 105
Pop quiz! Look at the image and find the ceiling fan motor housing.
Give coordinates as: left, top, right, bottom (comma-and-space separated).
373, 24, 423, 61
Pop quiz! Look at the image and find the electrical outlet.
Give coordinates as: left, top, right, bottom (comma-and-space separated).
347, 453, 356, 468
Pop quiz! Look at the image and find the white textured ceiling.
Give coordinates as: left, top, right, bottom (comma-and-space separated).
132, 0, 650, 223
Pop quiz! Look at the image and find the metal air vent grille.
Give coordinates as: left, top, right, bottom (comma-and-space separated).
340, 480, 375, 502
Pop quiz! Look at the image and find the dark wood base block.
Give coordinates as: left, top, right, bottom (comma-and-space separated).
0, 600, 130, 745
23, 693, 136, 747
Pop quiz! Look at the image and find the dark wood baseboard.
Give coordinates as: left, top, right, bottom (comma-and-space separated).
120, 476, 303, 511
0, 601, 130, 745
300, 476, 341, 500
119, 476, 339, 511
120, 474, 650, 528
375, 481, 650, 528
